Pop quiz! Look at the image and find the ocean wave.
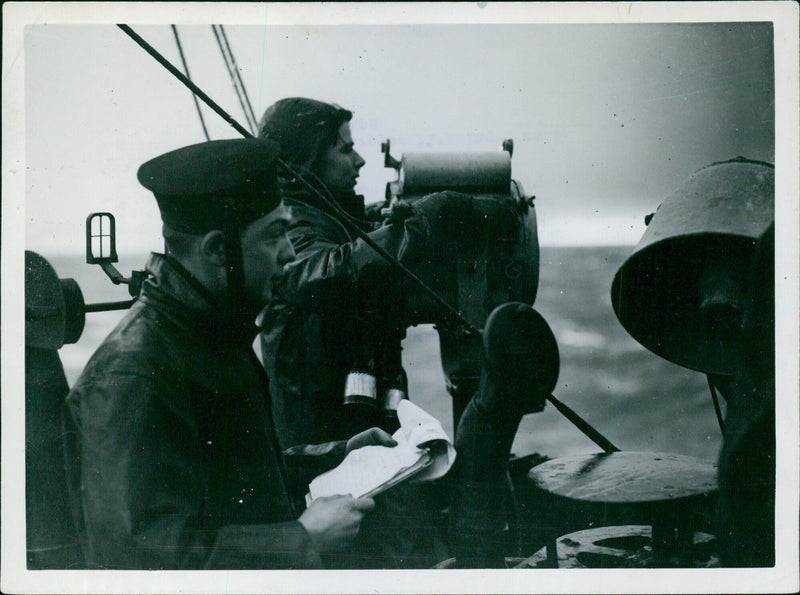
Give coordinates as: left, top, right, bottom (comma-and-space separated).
557, 328, 607, 349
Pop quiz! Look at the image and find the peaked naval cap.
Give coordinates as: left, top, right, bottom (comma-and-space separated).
137, 138, 282, 234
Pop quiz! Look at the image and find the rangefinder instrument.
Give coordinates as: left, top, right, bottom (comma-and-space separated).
365, 140, 542, 428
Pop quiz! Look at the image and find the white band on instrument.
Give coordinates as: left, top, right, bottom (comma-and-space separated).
382, 388, 406, 412
344, 372, 377, 405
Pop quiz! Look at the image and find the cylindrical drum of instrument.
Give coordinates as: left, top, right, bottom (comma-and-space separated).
399, 152, 511, 196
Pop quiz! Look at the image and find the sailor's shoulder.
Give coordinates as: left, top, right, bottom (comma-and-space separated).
79, 302, 188, 379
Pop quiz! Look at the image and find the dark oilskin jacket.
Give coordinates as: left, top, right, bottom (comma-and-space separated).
260, 189, 430, 450
64, 253, 345, 569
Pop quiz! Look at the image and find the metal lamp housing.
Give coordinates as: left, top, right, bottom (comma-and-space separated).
610, 158, 774, 375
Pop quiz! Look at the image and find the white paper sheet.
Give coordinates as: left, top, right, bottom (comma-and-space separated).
306, 400, 456, 502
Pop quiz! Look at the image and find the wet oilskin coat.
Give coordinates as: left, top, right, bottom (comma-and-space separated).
261, 188, 430, 449
64, 254, 341, 569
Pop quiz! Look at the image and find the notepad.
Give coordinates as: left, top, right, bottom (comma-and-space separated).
305, 400, 456, 504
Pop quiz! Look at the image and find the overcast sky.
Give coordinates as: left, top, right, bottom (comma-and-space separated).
21, 16, 775, 255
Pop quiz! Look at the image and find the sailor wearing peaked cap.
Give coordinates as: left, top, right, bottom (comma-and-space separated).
137, 138, 290, 328
64, 138, 387, 570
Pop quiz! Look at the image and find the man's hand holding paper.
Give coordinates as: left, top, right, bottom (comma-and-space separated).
344, 426, 398, 454
306, 401, 456, 504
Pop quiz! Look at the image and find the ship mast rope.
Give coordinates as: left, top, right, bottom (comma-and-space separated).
211, 24, 259, 134
170, 26, 211, 141
117, 23, 620, 454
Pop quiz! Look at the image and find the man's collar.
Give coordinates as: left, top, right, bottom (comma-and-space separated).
143, 253, 260, 346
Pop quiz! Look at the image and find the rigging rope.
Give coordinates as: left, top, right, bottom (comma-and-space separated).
117, 23, 621, 453
219, 24, 258, 130
211, 24, 257, 134
119, 25, 252, 137
171, 25, 211, 141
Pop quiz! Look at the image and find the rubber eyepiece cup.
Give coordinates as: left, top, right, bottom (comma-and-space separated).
482, 302, 560, 408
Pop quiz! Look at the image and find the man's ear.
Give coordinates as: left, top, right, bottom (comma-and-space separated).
199, 230, 227, 267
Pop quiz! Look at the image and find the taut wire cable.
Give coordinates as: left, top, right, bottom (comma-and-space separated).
219, 24, 259, 130
171, 25, 211, 141
211, 24, 257, 134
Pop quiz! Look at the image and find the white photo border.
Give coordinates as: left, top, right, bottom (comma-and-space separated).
3, 2, 798, 594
